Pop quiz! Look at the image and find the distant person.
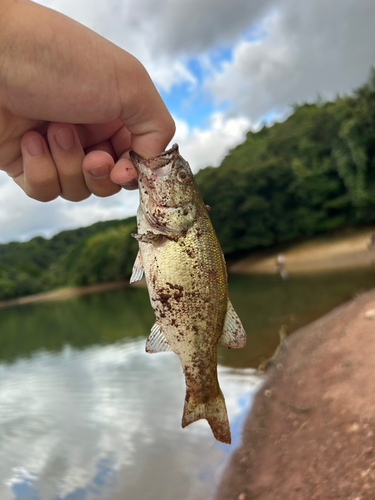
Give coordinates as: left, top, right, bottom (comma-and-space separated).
0, 0, 175, 202
368, 233, 375, 250
275, 254, 288, 280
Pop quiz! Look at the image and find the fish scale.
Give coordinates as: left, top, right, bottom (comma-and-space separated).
130, 144, 246, 444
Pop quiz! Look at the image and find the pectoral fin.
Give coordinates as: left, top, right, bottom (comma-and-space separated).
131, 231, 170, 246
218, 300, 247, 349
130, 250, 144, 284
146, 322, 172, 353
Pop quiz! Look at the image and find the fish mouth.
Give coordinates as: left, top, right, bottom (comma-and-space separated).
130, 144, 180, 177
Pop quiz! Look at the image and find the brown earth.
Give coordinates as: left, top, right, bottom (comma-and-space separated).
230, 228, 375, 274
216, 288, 375, 500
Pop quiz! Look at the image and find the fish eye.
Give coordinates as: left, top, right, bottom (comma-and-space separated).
177, 169, 189, 183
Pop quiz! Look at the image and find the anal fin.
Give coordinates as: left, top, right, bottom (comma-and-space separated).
130, 250, 144, 284
218, 299, 247, 349
146, 322, 171, 353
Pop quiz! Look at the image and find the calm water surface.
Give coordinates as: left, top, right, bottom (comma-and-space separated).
0, 269, 374, 500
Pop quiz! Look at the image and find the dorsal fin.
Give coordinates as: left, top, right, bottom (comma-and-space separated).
146, 323, 172, 353
218, 300, 247, 349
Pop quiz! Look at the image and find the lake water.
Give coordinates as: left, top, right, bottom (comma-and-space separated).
0, 268, 374, 500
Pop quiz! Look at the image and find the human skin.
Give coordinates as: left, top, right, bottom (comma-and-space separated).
0, 0, 175, 202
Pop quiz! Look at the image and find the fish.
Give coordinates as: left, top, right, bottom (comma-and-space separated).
129, 144, 246, 444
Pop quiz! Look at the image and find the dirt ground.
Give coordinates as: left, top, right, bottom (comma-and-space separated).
215, 288, 375, 500
230, 228, 375, 274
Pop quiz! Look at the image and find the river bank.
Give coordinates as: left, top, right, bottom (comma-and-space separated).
230, 227, 375, 274
0, 280, 129, 309
215, 288, 375, 500
2, 228, 374, 310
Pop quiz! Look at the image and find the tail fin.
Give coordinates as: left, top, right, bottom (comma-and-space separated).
181, 392, 231, 444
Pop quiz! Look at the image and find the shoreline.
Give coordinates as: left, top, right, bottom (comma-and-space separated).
0, 280, 130, 309
1, 228, 374, 309
229, 227, 375, 274
215, 288, 375, 500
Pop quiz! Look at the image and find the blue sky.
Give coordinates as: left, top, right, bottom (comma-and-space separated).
1, 0, 375, 242
161, 48, 233, 129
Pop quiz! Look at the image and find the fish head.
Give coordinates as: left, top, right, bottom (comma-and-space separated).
130, 144, 202, 234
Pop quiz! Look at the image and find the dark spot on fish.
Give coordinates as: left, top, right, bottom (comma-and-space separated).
166, 283, 183, 292
157, 292, 171, 302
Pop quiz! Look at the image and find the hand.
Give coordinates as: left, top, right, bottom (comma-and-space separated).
0, 0, 175, 202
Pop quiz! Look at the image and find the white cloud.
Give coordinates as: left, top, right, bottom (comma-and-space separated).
147, 59, 197, 94
0, 175, 139, 243
207, 0, 375, 122
174, 113, 251, 172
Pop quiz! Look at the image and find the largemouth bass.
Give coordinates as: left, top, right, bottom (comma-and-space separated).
130, 144, 246, 444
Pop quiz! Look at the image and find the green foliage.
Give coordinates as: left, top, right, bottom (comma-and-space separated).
0, 217, 137, 301
66, 223, 138, 286
196, 69, 375, 253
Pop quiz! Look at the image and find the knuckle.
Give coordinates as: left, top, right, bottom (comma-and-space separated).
28, 190, 60, 202
92, 186, 121, 198
61, 191, 91, 202
25, 174, 61, 202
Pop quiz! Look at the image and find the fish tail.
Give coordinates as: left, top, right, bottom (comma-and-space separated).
181, 391, 231, 444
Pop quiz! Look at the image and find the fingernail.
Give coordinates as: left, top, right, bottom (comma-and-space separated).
26, 136, 44, 156
55, 127, 75, 150
89, 165, 110, 180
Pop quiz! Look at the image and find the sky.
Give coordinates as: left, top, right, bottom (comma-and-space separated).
1, 0, 375, 243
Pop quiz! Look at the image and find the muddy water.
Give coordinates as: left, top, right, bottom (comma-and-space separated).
0, 268, 373, 500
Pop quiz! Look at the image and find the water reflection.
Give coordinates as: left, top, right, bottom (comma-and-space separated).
0, 340, 261, 500
1, 269, 374, 369
0, 287, 154, 363
0, 269, 374, 499
221, 269, 375, 367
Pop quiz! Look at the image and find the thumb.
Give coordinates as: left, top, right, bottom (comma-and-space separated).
111, 61, 175, 188
118, 60, 175, 159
